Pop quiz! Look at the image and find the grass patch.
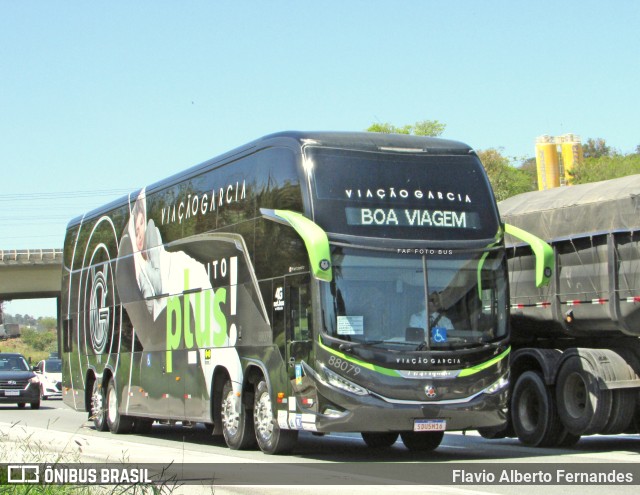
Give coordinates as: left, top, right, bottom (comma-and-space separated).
0, 423, 177, 494
0, 336, 50, 364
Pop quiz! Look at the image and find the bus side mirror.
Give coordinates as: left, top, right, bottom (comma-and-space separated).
504, 223, 553, 287
260, 209, 333, 282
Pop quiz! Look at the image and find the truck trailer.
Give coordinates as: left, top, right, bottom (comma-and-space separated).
492, 174, 640, 446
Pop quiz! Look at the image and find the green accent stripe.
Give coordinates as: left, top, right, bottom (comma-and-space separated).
319, 338, 510, 379
457, 347, 511, 377
318, 338, 400, 377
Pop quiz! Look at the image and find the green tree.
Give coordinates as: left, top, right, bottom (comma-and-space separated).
570, 153, 640, 184
37, 316, 57, 332
518, 157, 538, 191
582, 138, 611, 159
21, 328, 57, 352
477, 149, 535, 202
367, 119, 446, 137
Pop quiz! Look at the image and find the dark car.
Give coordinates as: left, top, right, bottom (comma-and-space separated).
0, 353, 41, 409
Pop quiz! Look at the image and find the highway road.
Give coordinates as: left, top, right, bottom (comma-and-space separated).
1, 400, 639, 494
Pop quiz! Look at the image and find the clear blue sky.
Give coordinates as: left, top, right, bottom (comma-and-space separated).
1, 0, 639, 317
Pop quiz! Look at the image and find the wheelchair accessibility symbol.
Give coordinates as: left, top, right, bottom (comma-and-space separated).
431, 327, 448, 343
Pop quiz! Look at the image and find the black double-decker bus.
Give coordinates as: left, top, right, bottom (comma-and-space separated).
61, 131, 550, 454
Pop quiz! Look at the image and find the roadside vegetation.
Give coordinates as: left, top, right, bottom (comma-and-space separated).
0, 425, 176, 494
0, 329, 57, 364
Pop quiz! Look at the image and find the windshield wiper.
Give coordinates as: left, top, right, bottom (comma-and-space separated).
365, 340, 422, 347
338, 342, 361, 353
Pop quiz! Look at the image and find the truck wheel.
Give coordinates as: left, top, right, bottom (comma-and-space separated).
511, 371, 564, 447
106, 378, 133, 434
253, 380, 298, 454
361, 432, 399, 448
400, 431, 444, 451
91, 379, 109, 432
557, 431, 581, 447
601, 389, 636, 435
556, 355, 612, 435
221, 378, 256, 450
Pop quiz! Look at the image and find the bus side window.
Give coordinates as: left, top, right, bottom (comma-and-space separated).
62, 318, 73, 353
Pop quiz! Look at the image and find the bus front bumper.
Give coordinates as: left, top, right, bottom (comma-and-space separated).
291, 363, 508, 433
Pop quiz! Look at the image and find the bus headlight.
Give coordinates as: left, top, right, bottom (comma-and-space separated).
323, 367, 368, 396
484, 375, 508, 395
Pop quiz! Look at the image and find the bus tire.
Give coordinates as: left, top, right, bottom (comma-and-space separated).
477, 423, 512, 439
253, 380, 298, 455
556, 355, 612, 435
221, 379, 256, 450
400, 431, 444, 452
511, 371, 564, 447
106, 379, 133, 434
361, 432, 399, 448
132, 418, 154, 434
91, 379, 108, 432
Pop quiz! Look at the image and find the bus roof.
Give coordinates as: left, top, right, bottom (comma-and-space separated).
258, 131, 473, 154
67, 131, 475, 228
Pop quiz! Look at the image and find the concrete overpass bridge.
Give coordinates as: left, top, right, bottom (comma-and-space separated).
0, 249, 62, 303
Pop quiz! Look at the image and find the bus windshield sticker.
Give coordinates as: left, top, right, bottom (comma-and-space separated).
431, 327, 448, 343
337, 316, 364, 335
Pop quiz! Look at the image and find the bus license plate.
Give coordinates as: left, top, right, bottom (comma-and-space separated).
413, 419, 446, 432
4, 390, 20, 396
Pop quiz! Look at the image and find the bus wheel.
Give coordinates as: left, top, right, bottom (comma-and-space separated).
361, 432, 399, 448
511, 371, 564, 447
221, 379, 255, 450
400, 431, 444, 452
556, 355, 612, 435
132, 418, 154, 434
91, 379, 108, 432
477, 424, 511, 439
253, 380, 298, 455
105, 379, 133, 434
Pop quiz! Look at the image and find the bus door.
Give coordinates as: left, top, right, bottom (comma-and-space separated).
284, 274, 313, 405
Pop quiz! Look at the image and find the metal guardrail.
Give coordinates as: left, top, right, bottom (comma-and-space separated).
0, 249, 63, 264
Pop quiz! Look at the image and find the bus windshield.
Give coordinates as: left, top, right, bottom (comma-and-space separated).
320, 247, 508, 350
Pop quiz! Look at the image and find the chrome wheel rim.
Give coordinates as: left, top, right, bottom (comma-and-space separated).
222, 390, 240, 436
107, 386, 118, 424
91, 384, 103, 418
255, 391, 274, 441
